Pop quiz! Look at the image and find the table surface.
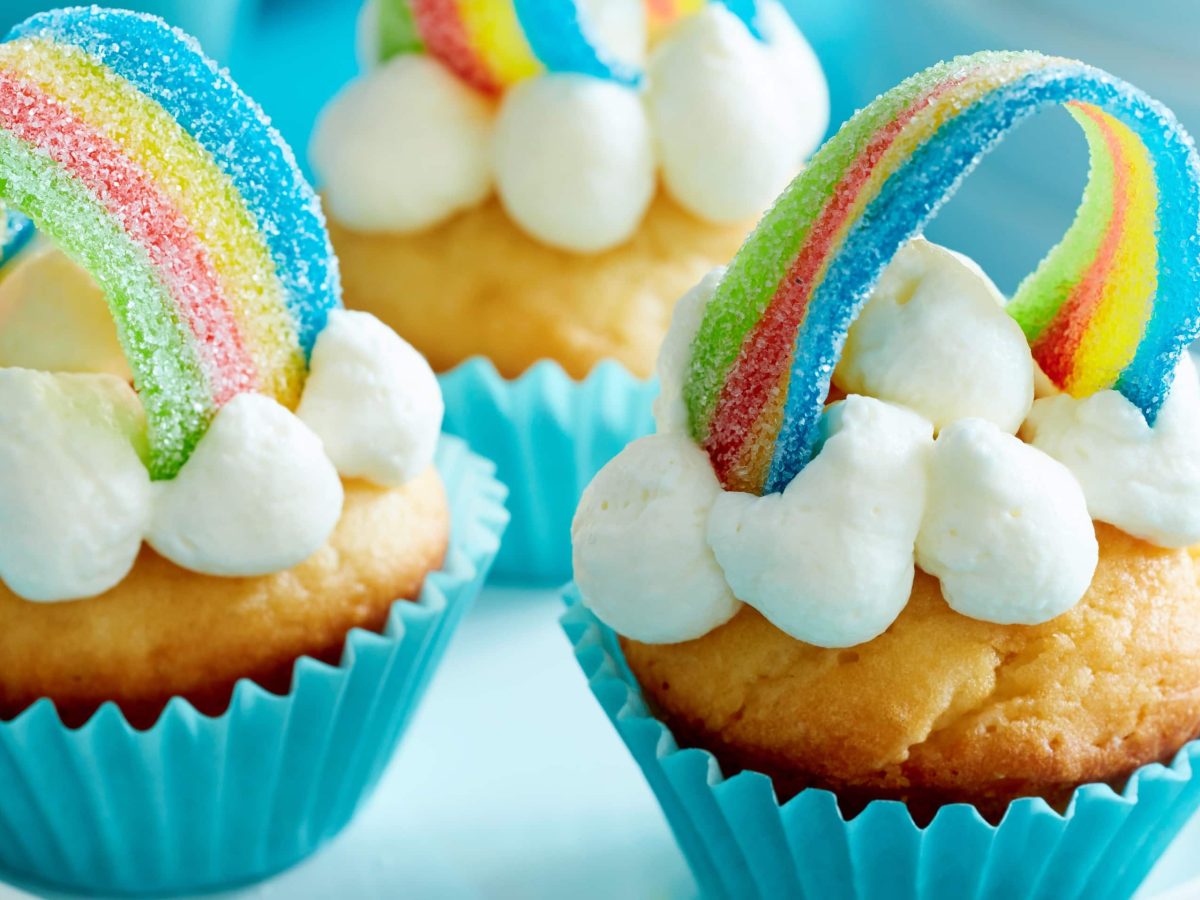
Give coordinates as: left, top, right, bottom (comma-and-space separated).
3, 585, 1197, 900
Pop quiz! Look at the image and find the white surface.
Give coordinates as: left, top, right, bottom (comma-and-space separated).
2, 586, 1199, 899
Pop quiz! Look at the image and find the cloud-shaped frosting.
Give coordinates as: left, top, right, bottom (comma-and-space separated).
1023, 352, 1200, 547
299, 309, 443, 486
647, 5, 810, 223
835, 238, 1034, 434
0, 371, 151, 601
0, 311, 444, 602
573, 432, 741, 643
917, 418, 1098, 625
313, 0, 829, 252
149, 393, 344, 576
709, 396, 932, 647
493, 74, 656, 253
311, 55, 493, 233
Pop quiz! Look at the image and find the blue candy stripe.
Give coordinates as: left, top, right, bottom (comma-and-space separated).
7, 7, 342, 357
514, 0, 641, 85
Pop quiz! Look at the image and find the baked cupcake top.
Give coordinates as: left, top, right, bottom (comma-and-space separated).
310, 0, 829, 252
0, 7, 444, 602
573, 50, 1200, 647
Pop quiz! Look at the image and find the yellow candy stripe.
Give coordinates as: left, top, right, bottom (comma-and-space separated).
458, 0, 541, 86
0, 39, 305, 406
1067, 107, 1159, 396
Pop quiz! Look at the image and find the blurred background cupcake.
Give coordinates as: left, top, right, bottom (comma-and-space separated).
0, 7, 506, 893
298, 0, 831, 583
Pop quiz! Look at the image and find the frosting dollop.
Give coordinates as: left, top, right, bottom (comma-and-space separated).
317, 1, 828, 249
653, 267, 723, 433
311, 55, 493, 233
917, 418, 1098, 625
1023, 353, 1200, 547
0, 370, 150, 602
708, 396, 933, 647
573, 433, 741, 643
758, 0, 829, 159
149, 393, 345, 577
298, 309, 443, 486
493, 74, 655, 253
646, 5, 812, 223
835, 238, 1034, 434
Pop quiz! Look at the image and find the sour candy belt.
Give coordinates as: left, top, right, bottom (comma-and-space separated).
0, 8, 341, 479
684, 51, 1200, 495
374, 0, 764, 93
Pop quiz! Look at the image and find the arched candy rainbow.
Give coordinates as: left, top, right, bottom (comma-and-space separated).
1, 8, 341, 479
375, 0, 640, 93
683, 51, 1200, 495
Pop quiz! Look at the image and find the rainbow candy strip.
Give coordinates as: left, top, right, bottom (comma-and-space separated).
374, 0, 767, 93
0, 9, 341, 479
683, 51, 1200, 495
376, 0, 640, 93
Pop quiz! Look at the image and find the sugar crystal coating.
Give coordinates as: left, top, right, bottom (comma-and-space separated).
0, 7, 342, 478
683, 51, 1200, 495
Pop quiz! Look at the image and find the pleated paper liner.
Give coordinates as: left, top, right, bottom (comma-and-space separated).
439, 357, 656, 585
0, 436, 508, 896
562, 587, 1200, 900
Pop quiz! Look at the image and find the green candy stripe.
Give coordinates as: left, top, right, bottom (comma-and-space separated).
0, 129, 212, 479
1007, 105, 1117, 341
378, 0, 425, 61
683, 57, 966, 437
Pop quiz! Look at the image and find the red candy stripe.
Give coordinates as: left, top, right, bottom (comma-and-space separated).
411, 0, 500, 95
1032, 103, 1131, 389
707, 78, 963, 490
0, 69, 255, 404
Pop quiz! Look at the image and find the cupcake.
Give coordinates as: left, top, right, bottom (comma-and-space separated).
310, 0, 829, 582
0, 8, 505, 894
568, 51, 1200, 896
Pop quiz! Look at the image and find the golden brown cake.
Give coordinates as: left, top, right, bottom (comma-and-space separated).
0, 470, 450, 728
327, 194, 753, 379
621, 525, 1200, 821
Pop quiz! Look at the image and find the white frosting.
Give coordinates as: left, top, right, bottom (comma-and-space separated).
1023, 354, 1200, 547
573, 433, 741, 643
299, 309, 443, 486
493, 74, 655, 253
653, 267, 723, 434
322, 1, 828, 248
835, 238, 1034, 434
310, 55, 494, 233
0, 371, 150, 602
646, 5, 819, 223
579, 0, 647, 70
355, 0, 381, 70
0, 305, 443, 599
758, 0, 829, 158
917, 418, 1097, 625
708, 396, 933, 647
149, 394, 344, 578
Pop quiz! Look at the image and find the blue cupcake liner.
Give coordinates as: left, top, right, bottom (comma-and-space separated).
0, 436, 508, 897
562, 587, 1200, 900
439, 357, 656, 586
